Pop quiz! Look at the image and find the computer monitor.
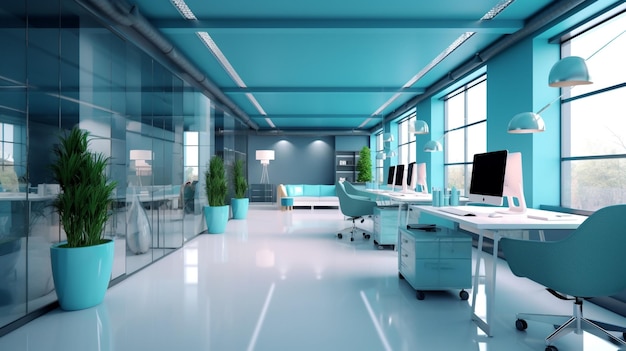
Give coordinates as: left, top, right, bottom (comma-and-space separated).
394, 164, 405, 188
500, 152, 527, 214
405, 162, 428, 193
386, 166, 396, 187
468, 150, 527, 214
468, 150, 507, 207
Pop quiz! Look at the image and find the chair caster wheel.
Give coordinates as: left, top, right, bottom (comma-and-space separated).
545, 346, 558, 351
515, 319, 528, 331
337, 233, 342, 239
459, 290, 469, 300
350, 237, 354, 242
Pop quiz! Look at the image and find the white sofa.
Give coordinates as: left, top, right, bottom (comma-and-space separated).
277, 184, 339, 209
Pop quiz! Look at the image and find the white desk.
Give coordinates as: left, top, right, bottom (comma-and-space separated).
411, 205, 587, 336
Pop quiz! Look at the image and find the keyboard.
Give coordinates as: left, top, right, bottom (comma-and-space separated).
438, 207, 475, 217
376, 200, 397, 207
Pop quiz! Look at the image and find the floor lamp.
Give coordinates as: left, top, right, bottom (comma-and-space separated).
255, 150, 275, 184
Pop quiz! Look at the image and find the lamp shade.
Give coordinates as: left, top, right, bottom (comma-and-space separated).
255, 150, 275, 161
413, 120, 430, 134
507, 112, 546, 134
424, 140, 443, 152
548, 56, 592, 87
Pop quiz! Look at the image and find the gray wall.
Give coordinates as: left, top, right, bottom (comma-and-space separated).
247, 135, 369, 186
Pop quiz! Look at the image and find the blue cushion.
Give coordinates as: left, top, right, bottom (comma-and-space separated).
319, 185, 335, 196
303, 185, 320, 197
281, 197, 294, 206
286, 185, 304, 196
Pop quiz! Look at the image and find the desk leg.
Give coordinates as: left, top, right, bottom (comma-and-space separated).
471, 230, 505, 337
471, 229, 490, 336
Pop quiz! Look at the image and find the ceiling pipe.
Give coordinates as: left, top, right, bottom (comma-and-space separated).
371, 0, 597, 133
75, 0, 260, 130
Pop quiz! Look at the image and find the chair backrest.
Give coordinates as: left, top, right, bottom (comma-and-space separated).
342, 181, 375, 200
335, 182, 376, 218
502, 204, 626, 298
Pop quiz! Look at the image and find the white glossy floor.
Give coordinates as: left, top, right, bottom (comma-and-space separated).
1, 205, 626, 351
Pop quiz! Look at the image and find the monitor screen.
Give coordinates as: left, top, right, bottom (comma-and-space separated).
406, 162, 416, 190
394, 164, 405, 186
386, 166, 396, 185
468, 150, 508, 206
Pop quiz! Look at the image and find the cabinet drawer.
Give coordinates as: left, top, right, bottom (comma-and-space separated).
439, 240, 472, 259
412, 259, 471, 288
414, 242, 439, 259
438, 260, 472, 287
399, 233, 415, 255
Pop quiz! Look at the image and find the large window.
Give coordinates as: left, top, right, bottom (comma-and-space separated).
444, 76, 487, 195
561, 11, 626, 211
375, 132, 384, 185
398, 112, 417, 165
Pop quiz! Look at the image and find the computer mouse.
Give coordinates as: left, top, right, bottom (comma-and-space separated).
488, 213, 502, 218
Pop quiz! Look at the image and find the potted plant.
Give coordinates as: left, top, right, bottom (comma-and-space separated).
231, 159, 249, 219
49, 127, 117, 311
204, 155, 229, 234
356, 146, 373, 184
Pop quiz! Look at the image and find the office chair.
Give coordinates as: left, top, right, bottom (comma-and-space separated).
342, 181, 376, 201
335, 181, 376, 242
500, 204, 626, 351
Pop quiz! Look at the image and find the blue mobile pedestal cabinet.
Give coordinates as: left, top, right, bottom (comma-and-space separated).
398, 225, 472, 300
372, 206, 405, 250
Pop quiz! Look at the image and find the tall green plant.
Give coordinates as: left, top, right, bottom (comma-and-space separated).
51, 127, 117, 248
232, 159, 248, 199
205, 155, 227, 206
356, 146, 373, 183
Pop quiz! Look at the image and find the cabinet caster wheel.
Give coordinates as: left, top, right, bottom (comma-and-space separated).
545, 346, 558, 351
515, 319, 528, 331
416, 291, 425, 300
337, 233, 342, 239
459, 290, 469, 300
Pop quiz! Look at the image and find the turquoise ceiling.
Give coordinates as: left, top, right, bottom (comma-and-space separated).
130, 0, 558, 133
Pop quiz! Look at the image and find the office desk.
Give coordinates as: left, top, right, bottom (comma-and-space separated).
411, 205, 587, 336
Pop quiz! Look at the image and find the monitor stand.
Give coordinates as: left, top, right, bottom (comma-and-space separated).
496, 195, 527, 215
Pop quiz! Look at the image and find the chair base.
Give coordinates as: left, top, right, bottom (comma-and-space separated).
337, 216, 371, 242
515, 298, 626, 350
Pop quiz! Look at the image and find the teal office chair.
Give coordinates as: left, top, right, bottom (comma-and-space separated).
342, 181, 376, 201
500, 204, 626, 351
335, 182, 377, 242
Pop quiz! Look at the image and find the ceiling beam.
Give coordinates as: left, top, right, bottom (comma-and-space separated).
156, 18, 522, 33
248, 114, 370, 119
221, 87, 425, 93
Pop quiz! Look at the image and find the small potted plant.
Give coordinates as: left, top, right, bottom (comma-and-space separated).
231, 159, 249, 219
204, 155, 228, 234
49, 127, 117, 310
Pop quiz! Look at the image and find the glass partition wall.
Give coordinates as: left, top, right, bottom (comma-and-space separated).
0, 0, 246, 333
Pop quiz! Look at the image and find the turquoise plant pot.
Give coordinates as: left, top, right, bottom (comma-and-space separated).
50, 239, 114, 311
231, 198, 249, 219
204, 205, 229, 234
